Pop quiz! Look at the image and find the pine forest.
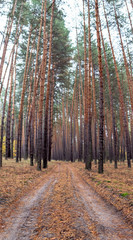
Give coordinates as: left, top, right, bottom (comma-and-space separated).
0, 0, 133, 239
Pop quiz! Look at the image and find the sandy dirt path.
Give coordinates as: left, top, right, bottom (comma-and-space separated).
0, 162, 133, 240
0, 165, 58, 240
70, 165, 133, 240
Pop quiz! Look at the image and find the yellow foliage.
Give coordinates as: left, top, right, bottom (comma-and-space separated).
2, 136, 16, 158
2, 136, 6, 156
13, 140, 16, 157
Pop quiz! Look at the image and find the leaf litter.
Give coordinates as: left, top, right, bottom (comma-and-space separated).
0, 160, 133, 240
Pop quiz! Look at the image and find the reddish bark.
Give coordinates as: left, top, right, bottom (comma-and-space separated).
43, 0, 55, 169
95, 0, 104, 173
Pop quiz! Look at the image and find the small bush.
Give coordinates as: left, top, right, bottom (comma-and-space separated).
120, 192, 129, 197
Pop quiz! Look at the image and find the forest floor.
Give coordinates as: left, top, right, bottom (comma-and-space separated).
0, 159, 133, 240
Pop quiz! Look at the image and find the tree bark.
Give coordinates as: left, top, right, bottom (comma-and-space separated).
0, 0, 18, 82
82, 0, 89, 166
37, 0, 47, 170
43, 0, 55, 169
16, 25, 32, 162
103, 0, 131, 168
95, 0, 104, 173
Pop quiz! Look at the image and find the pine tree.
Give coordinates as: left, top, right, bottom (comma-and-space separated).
95, 0, 104, 173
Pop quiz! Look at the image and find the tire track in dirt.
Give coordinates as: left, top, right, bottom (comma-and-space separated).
70, 164, 133, 240
1, 162, 133, 240
0, 166, 58, 240
35, 162, 98, 239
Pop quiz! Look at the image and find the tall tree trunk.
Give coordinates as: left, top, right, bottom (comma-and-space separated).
130, 0, 133, 8
30, 118, 34, 166
43, 0, 55, 169
124, 0, 133, 34
5, 47, 16, 159
70, 112, 73, 162
0, 22, 23, 96
86, 0, 92, 170
75, 90, 79, 160
95, 0, 104, 173
0, 18, 8, 51
24, 35, 36, 159
10, 26, 23, 158
83, 0, 89, 167
99, 18, 117, 168
91, 62, 97, 164
29, 0, 44, 166
0, 45, 15, 96
78, 88, 83, 161
11, 44, 18, 158
66, 99, 70, 161
0, 0, 18, 82
24, 65, 34, 160
62, 98, 66, 160
48, 67, 54, 162
16, 25, 32, 162
76, 27, 85, 110
70, 70, 77, 162
37, 0, 47, 170
131, 112, 133, 161
103, 0, 131, 168
0, 55, 13, 166
35, 110, 38, 162
127, 43, 132, 77
113, 0, 133, 111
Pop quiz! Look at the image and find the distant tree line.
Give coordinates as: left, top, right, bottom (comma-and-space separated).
0, 0, 132, 173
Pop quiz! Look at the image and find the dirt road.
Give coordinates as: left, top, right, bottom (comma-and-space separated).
0, 162, 133, 240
